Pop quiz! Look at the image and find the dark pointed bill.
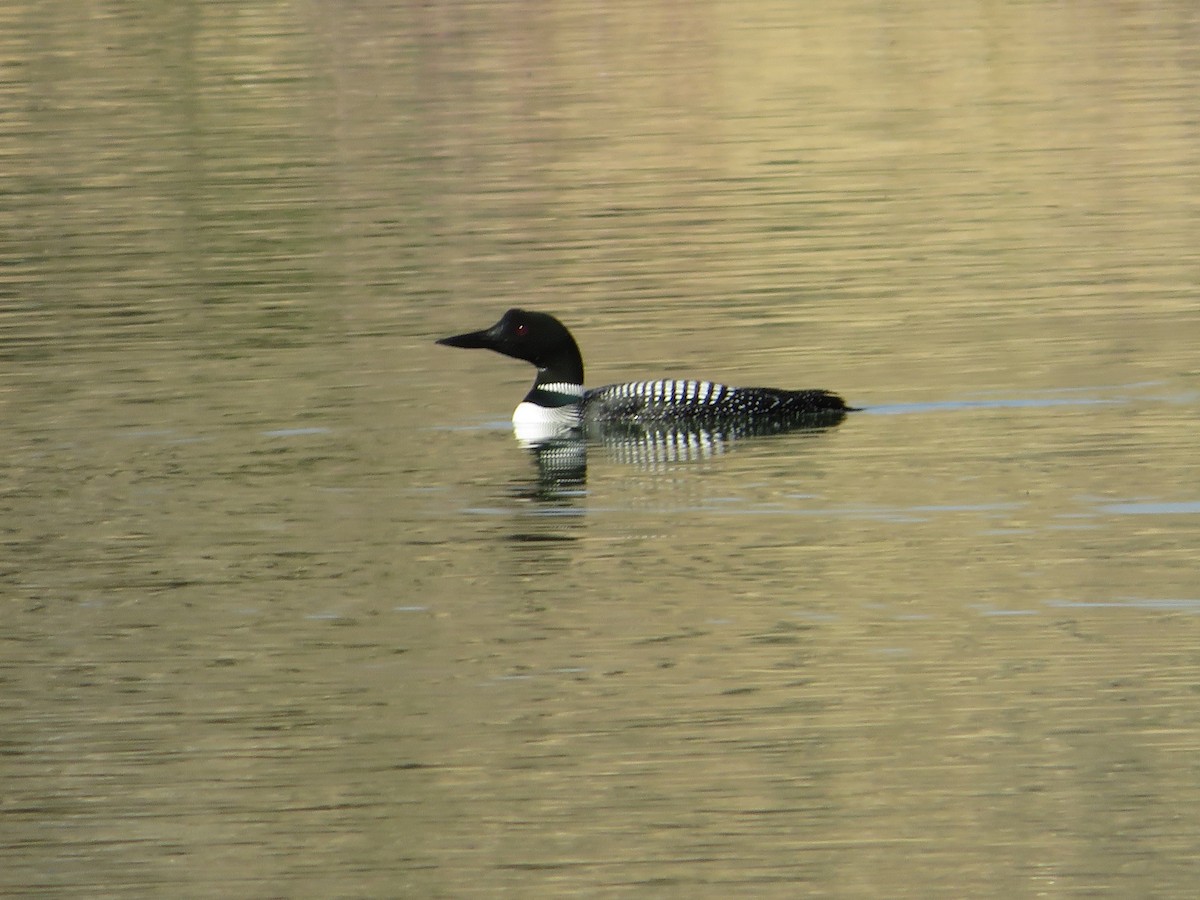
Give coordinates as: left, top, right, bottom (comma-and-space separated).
436, 328, 493, 349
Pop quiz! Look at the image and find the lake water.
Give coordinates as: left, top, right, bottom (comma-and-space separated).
3, 1, 1199, 896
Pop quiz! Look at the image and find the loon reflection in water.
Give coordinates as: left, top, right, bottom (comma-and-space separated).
436, 308, 854, 478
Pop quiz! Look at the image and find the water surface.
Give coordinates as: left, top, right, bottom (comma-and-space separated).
3, 1, 1199, 896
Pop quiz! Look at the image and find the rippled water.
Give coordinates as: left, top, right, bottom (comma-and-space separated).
3, 1, 1199, 896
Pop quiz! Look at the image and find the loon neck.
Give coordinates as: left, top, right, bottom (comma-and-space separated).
535, 348, 584, 388
525, 377, 585, 409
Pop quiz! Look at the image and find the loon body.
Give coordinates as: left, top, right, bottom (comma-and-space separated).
436, 309, 852, 444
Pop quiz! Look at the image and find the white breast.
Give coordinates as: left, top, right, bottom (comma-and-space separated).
512, 401, 582, 446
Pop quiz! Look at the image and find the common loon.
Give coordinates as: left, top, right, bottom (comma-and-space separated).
436, 309, 853, 445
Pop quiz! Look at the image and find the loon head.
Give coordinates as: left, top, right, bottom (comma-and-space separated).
436, 308, 585, 385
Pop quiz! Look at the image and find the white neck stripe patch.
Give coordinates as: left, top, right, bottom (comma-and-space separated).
537, 382, 585, 397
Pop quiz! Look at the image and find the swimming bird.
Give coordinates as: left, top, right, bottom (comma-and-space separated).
436, 308, 853, 445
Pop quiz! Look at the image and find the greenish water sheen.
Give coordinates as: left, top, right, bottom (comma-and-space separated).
3, 1, 1199, 896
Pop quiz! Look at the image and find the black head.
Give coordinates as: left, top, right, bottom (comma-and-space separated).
436, 308, 585, 384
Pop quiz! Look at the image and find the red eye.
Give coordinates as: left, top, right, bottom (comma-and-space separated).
515, 323, 528, 337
